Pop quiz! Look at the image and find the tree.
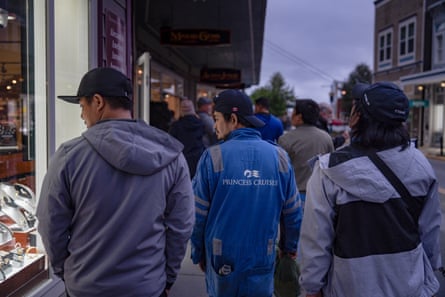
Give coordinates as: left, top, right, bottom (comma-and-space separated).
249, 72, 295, 116
339, 63, 373, 116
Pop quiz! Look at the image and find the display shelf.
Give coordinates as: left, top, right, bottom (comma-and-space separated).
0, 253, 48, 297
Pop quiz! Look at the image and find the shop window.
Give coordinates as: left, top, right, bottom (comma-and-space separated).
0, 1, 35, 190
149, 62, 184, 131
0, 1, 48, 295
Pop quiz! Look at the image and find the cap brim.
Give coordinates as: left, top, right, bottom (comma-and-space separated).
57, 95, 81, 104
245, 115, 265, 128
352, 83, 370, 100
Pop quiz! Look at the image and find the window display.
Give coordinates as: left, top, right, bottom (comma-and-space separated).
0, 182, 46, 295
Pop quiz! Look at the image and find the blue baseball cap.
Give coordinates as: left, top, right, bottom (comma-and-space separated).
213, 90, 265, 128
352, 82, 409, 124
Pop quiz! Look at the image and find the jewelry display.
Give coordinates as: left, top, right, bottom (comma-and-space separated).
0, 182, 46, 292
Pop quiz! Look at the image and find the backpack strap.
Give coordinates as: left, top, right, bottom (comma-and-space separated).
366, 150, 423, 221
367, 151, 412, 201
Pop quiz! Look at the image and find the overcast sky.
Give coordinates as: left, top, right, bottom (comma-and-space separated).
248, 0, 375, 103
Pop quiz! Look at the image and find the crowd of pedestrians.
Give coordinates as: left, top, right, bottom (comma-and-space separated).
36, 67, 442, 297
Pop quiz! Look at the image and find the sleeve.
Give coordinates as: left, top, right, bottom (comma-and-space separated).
299, 162, 336, 295
419, 179, 442, 270
202, 116, 215, 136
164, 153, 195, 284
36, 147, 73, 279
277, 119, 284, 139
190, 150, 213, 264
280, 158, 302, 253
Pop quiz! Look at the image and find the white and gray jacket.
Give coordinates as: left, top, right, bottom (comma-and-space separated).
299, 144, 442, 297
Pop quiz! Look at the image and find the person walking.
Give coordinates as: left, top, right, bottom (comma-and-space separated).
36, 67, 195, 297
299, 82, 442, 297
278, 99, 334, 210
254, 97, 284, 143
197, 97, 217, 147
191, 89, 302, 297
316, 102, 348, 149
169, 99, 206, 177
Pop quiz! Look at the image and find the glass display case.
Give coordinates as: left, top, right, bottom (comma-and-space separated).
0, 182, 47, 296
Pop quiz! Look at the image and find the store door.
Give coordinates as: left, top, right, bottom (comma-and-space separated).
135, 52, 151, 122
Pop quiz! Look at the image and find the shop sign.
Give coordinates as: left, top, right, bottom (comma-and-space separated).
200, 68, 241, 84
105, 10, 126, 73
409, 99, 429, 108
215, 83, 246, 89
160, 28, 231, 46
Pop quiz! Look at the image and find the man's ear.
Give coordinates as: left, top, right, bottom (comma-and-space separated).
92, 94, 105, 110
230, 113, 238, 125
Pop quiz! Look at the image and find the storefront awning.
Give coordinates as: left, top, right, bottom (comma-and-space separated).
134, 0, 267, 88
400, 68, 445, 86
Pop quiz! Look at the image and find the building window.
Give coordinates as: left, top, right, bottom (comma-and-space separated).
378, 28, 392, 70
433, 20, 445, 67
398, 18, 416, 65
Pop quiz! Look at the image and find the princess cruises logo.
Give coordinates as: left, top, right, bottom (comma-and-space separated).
222, 168, 278, 186
244, 169, 260, 178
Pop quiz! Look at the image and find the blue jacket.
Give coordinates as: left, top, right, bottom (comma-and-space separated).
255, 113, 284, 143
191, 128, 301, 297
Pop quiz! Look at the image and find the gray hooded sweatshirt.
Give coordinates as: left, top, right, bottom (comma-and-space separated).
299, 144, 441, 297
37, 119, 195, 297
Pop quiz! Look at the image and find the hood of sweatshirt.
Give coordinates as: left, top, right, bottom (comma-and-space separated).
316, 145, 424, 203
82, 119, 184, 176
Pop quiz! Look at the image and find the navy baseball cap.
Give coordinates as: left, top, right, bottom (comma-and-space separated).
197, 97, 212, 107
213, 90, 265, 128
58, 67, 132, 104
352, 82, 409, 124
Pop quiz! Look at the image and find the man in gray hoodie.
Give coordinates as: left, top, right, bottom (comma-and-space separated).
36, 67, 195, 297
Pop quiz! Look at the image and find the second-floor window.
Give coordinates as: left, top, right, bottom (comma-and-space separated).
378, 28, 392, 70
399, 18, 416, 65
433, 20, 445, 67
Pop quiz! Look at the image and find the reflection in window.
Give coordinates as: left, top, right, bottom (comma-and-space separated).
0, 1, 35, 192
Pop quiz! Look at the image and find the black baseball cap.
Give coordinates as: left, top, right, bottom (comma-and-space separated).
255, 97, 270, 109
58, 67, 132, 104
352, 82, 409, 124
213, 90, 265, 128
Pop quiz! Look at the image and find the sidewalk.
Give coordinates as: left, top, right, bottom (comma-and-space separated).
169, 243, 207, 297
422, 146, 445, 161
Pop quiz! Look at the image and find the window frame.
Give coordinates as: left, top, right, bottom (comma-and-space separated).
398, 17, 416, 66
377, 27, 393, 71
433, 19, 445, 67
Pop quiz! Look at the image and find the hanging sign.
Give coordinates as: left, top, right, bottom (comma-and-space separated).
105, 10, 127, 73
409, 99, 429, 108
160, 28, 231, 46
200, 68, 241, 84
